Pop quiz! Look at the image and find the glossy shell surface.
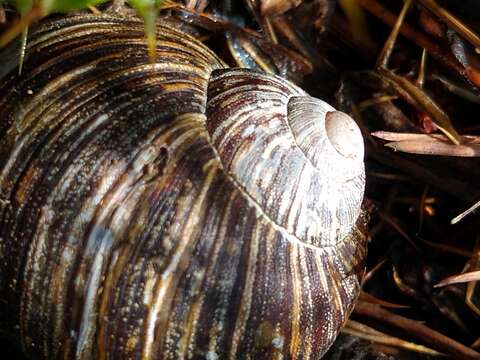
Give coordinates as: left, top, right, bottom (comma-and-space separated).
0, 14, 367, 360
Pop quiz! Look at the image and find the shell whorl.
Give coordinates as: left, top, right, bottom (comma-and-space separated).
0, 13, 367, 360
207, 68, 365, 248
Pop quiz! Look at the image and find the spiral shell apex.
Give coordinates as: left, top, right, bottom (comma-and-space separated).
0, 13, 367, 360
207, 68, 365, 248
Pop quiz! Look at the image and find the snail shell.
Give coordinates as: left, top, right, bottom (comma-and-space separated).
0, 13, 367, 360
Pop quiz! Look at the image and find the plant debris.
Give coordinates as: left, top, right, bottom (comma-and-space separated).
1, 0, 480, 359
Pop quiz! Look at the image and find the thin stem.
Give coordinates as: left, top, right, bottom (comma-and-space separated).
416, 49, 427, 87
376, 0, 413, 69
418, 0, 480, 51
452, 199, 480, 224
18, 26, 28, 75
354, 301, 480, 360
357, 0, 467, 81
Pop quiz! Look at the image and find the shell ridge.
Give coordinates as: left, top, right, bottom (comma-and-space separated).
187, 112, 346, 251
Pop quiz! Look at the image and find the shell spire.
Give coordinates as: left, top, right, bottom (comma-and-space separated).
206, 68, 365, 248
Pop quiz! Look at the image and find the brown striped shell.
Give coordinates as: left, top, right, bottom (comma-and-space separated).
0, 13, 367, 360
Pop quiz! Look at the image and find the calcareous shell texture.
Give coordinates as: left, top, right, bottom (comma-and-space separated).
0, 13, 367, 360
